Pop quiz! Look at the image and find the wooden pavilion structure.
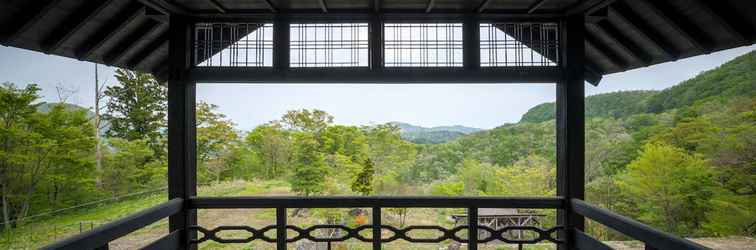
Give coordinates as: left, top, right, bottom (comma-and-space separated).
1, 0, 754, 249
452, 208, 546, 240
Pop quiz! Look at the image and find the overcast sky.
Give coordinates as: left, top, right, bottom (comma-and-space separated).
1, 45, 753, 130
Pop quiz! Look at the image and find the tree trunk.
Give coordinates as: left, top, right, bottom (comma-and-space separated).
2, 183, 9, 230
94, 64, 103, 188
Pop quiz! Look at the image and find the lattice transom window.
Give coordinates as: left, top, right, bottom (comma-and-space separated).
290, 23, 369, 67
480, 23, 559, 67
194, 23, 273, 67
384, 23, 464, 67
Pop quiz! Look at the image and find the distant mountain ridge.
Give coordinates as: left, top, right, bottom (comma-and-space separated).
390, 122, 483, 144
519, 50, 756, 124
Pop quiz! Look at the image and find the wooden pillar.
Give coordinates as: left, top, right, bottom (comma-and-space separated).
273, 16, 289, 71
556, 13, 585, 250
369, 14, 383, 70
463, 14, 480, 70
167, 14, 197, 250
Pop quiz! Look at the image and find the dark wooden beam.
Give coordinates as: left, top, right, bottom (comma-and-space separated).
592, 20, 651, 65
475, 0, 492, 13
263, 0, 279, 13
556, 14, 585, 250
103, 21, 163, 66
528, 0, 550, 14
564, 0, 615, 15
126, 33, 169, 69
425, 0, 436, 13
189, 196, 565, 209
43, 0, 115, 53
187, 67, 561, 83
2, 0, 61, 45
206, 0, 228, 13
637, 0, 711, 53
369, 14, 383, 70
273, 16, 290, 71
463, 15, 479, 71
692, 0, 752, 42
610, 3, 677, 60
318, 0, 328, 13
585, 6, 608, 23
167, 14, 197, 250
76, 4, 144, 59
584, 29, 627, 69
137, 0, 192, 15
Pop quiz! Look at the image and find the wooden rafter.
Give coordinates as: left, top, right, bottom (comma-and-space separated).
104, 21, 164, 65
528, 0, 549, 14
593, 20, 651, 64
263, 0, 279, 13
318, 0, 328, 13
2, 0, 61, 44
691, 0, 751, 42
637, 0, 710, 53
76, 4, 144, 59
44, 0, 117, 53
584, 32, 626, 69
127, 34, 169, 69
475, 0, 492, 13
136, 0, 192, 15
425, 0, 436, 13
564, 0, 615, 15
610, 3, 677, 60
206, 0, 228, 13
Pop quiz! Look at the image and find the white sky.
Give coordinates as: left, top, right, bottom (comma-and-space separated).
0, 44, 753, 130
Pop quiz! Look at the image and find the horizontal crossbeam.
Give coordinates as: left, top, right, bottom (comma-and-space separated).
189, 196, 565, 208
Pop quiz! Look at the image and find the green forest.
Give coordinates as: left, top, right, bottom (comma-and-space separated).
0, 51, 754, 243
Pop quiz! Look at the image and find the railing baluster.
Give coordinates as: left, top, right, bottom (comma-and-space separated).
372, 207, 381, 250
276, 207, 287, 250
468, 207, 478, 250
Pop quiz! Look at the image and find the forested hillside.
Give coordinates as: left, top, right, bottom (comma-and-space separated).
0, 51, 753, 244
392, 122, 482, 144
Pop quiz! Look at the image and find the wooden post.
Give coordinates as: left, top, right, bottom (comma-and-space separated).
372, 207, 381, 250
167, 14, 197, 250
273, 16, 289, 71
369, 14, 383, 70
463, 14, 480, 70
556, 13, 585, 250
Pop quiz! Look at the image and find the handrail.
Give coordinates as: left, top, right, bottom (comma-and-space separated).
42, 198, 184, 250
189, 196, 565, 209
571, 198, 710, 250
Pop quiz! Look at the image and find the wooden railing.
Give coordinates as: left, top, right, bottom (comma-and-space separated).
571, 199, 710, 250
41, 197, 711, 250
40, 198, 183, 250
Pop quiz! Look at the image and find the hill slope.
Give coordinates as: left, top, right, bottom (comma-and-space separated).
392, 122, 483, 144
519, 50, 756, 123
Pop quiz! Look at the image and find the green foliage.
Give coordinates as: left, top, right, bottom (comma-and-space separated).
617, 143, 717, 236
647, 51, 756, 113
520, 90, 658, 123
351, 158, 375, 196
0, 83, 97, 228
279, 109, 333, 134
103, 69, 166, 158
196, 102, 240, 183
290, 133, 327, 196
244, 123, 292, 179
102, 138, 165, 195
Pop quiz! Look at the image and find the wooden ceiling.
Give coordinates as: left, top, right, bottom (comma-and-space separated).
1, 0, 754, 84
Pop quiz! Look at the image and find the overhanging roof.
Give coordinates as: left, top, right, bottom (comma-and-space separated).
1, 0, 755, 84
